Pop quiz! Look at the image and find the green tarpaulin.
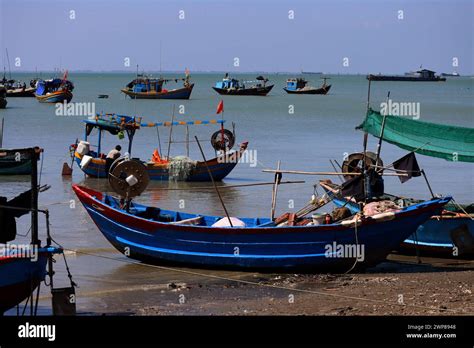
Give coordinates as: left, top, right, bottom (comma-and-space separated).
358, 109, 474, 163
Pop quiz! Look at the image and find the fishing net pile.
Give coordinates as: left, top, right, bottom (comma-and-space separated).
168, 156, 197, 181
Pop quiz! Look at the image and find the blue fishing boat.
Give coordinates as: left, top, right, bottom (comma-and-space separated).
0, 247, 61, 314
0, 147, 70, 315
35, 71, 74, 103
73, 184, 450, 271
121, 72, 194, 99
72, 113, 247, 181
284, 77, 331, 95
213, 74, 274, 96
320, 180, 474, 257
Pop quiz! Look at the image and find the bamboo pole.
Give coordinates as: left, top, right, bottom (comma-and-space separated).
195, 136, 233, 227
263, 169, 407, 177
270, 161, 281, 220
151, 180, 305, 191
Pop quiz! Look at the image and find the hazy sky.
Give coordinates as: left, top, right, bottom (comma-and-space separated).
1, 0, 472, 74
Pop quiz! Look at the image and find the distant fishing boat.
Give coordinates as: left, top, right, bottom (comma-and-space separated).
368, 69, 446, 82
283, 77, 331, 95
441, 71, 460, 77
71, 113, 247, 181
0, 76, 36, 97
212, 74, 274, 96
0, 87, 6, 108
73, 184, 450, 271
0, 147, 42, 175
35, 71, 74, 103
121, 71, 194, 99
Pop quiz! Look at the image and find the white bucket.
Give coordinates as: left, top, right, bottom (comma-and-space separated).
76, 141, 90, 156
80, 155, 93, 169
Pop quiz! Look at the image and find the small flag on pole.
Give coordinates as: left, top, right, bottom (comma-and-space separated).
185, 67, 190, 76
216, 100, 224, 114
392, 152, 421, 183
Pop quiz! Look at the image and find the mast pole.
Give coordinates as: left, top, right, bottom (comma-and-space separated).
195, 136, 233, 227
0, 117, 4, 148
375, 91, 390, 165
31, 148, 39, 246
270, 161, 281, 220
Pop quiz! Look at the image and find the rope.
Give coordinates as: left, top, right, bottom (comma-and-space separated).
48, 241, 463, 314
451, 197, 474, 220
344, 214, 360, 274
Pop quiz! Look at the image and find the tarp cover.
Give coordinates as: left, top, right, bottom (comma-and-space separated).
357, 109, 474, 163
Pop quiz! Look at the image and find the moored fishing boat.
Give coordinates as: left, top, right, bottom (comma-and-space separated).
283, 77, 331, 95
71, 113, 247, 181
0, 147, 73, 315
212, 74, 274, 96
73, 183, 450, 271
121, 71, 194, 99
35, 71, 74, 103
0, 77, 37, 97
320, 180, 474, 257
0, 147, 42, 175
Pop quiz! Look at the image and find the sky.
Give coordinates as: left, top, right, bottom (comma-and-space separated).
0, 0, 472, 74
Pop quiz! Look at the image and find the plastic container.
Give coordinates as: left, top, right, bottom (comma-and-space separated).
76, 141, 90, 156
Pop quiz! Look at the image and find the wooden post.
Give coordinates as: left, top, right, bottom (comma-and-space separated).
195, 136, 233, 227
270, 161, 281, 220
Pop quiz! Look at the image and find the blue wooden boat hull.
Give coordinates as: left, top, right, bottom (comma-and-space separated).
73, 185, 450, 271
74, 144, 247, 181
0, 247, 60, 313
35, 90, 73, 103
326, 191, 474, 257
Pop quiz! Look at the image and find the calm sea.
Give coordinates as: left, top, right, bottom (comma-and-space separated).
2, 73, 473, 314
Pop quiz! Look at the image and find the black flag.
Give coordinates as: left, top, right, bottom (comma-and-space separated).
393, 152, 421, 183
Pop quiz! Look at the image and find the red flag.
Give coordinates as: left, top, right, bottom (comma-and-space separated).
216, 100, 224, 114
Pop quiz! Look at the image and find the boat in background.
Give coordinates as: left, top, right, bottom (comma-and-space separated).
284, 77, 331, 95
213, 74, 274, 96
121, 71, 194, 99
35, 71, 74, 103
441, 71, 461, 77
0, 75, 36, 97
0, 87, 6, 108
368, 69, 446, 82
73, 184, 450, 271
72, 113, 248, 181
0, 147, 42, 175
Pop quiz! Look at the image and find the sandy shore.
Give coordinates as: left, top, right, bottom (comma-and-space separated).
130, 255, 473, 316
